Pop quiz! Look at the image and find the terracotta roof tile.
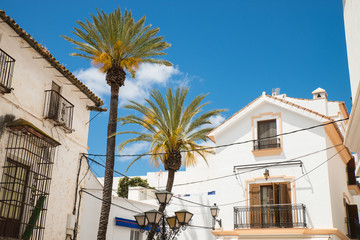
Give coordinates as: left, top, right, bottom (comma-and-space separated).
0, 10, 104, 107
207, 93, 334, 141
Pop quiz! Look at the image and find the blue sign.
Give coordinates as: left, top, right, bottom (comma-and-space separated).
115, 217, 160, 232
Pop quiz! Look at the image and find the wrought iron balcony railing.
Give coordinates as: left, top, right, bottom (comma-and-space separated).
43, 90, 74, 131
253, 137, 281, 150
0, 48, 15, 93
234, 204, 307, 229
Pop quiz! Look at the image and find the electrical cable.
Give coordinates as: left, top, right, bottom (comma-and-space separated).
84, 143, 344, 209
84, 118, 348, 158
81, 189, 140, 214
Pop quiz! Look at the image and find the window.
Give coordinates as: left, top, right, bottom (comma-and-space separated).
0, 120, 58, 239
44, 82, 74, 131
254, 120, 280, 150
346, 203, 360, 239
130, 229, 142, 240
0, 48, 15, 93
249, 182, 292, 228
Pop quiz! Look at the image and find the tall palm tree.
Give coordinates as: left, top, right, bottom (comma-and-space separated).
116, 87, 225, 239
62, 8, 171, 240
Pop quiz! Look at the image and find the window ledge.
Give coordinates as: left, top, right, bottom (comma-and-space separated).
252, 147, 282, 157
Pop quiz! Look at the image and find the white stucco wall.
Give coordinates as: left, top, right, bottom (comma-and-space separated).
343, 0, 360, 99
78, 171, 156, 240
0, 21, 97, 239
128, 95, 352, 240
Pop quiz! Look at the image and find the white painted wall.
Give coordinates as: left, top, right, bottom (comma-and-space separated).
0, 21, 97, 239
78, 171, 156, 240
128, 93, 353, 240
343, 0, 360, 99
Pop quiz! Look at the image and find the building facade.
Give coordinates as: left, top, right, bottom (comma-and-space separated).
343, 0, 360, 176
130, 89, 358, 240
0, 10, 103, 240
77, 171, 156, 240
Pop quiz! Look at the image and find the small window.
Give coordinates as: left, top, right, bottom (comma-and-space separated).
254, 120, 280, 150
44, 82, 74, 131
130, 229, 142, 240
0, 48, 15, 93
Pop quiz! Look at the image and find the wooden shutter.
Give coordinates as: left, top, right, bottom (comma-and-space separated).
346, 203, 359, 239
280, 182, 292, 227
249, 184, 260, 228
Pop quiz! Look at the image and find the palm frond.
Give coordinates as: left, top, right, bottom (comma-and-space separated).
62, 7, 172, 76
117, 86, 225, 171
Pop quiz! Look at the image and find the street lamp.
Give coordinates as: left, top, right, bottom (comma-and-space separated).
210, 203, 219, 218
134, 191, 193, 240
210, 203, 222, 230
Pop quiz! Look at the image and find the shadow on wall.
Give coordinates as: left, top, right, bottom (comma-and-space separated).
0, 114, 15, 138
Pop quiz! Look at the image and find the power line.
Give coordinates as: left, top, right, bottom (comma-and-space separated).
84, 118, 348, 158
85, 144, 344, 209
82, 147, 345, 213
81, 189, 140, 214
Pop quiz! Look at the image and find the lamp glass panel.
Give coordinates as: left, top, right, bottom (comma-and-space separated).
166, 216, 177, 228
135, 214, 148, 227
145, 210, 162, 224
210, 207, 219, 217
175, 211, 185, 223
155, 191, 173, 204
155, 212, 163, 224
184, 212, 193, 224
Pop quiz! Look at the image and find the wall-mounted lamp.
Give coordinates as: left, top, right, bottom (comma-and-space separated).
264, 169, 270, 180
210, 203, 222, 230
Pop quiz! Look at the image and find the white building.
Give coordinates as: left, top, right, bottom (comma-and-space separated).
130, 89, 358, 240
77, 171, 157, 240
343, 0, 360, 175
0, 10, 104, 240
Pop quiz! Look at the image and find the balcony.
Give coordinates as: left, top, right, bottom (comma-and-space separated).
43, 90, 74, 131
253, 137, 281, 150
0, 49, 15, 93
234, 204, 307, 229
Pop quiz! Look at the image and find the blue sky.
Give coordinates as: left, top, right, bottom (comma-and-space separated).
2, 0, 351, 177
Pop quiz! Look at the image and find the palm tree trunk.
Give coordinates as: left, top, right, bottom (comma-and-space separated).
146, 169, 176, 240
97, 83, 119, 240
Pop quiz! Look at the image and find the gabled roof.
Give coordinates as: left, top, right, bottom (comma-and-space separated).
0, 10, 104, 107
312, 87, 327, 94
207, 92, 333, 142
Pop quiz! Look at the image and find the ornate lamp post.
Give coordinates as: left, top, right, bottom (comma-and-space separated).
134, 191, 193, 240
210, 203, 222, 230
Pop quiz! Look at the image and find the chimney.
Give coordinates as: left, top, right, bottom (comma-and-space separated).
312, 87, 327, 100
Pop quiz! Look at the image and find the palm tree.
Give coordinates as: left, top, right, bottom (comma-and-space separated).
116, 87, 225, 239
62, 8, 171, 240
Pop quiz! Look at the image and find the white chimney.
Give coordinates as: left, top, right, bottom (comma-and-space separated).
312, 87, 327, 100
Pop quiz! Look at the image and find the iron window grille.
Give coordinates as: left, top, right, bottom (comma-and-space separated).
0, 48, 15, 93
0, 123, 59, 240
43, 90, 74, 131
